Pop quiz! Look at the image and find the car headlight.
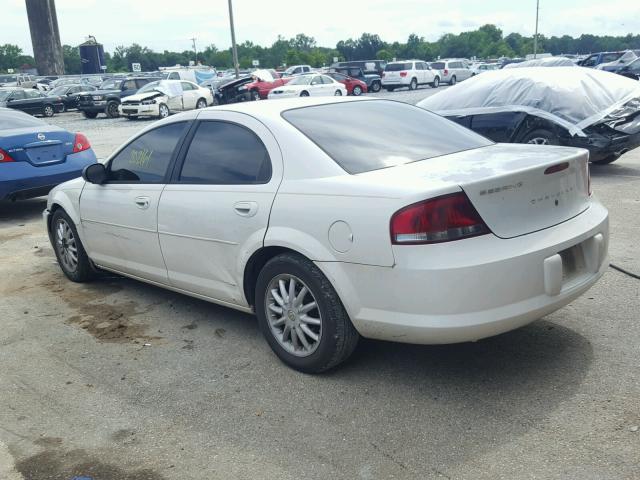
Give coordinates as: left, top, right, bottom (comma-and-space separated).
92, 95, 103, 101
237, 86, 248, 91
141, 99, 156, 105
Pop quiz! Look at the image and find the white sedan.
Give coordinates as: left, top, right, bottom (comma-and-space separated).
268, 74, 347, 99
45, 97, 608, 373
119, 80, 213, 119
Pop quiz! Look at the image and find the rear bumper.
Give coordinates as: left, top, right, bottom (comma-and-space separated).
0, 150, 97, 200
570, 131, 640, 162
318, 201, 609, 344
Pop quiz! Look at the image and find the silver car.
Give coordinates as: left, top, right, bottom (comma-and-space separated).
429, 59, 472, 85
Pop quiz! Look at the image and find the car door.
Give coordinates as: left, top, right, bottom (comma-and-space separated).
180, 82, 197, 109
158, 111, 283, 306
6, 90, 29, 113
79, 121, 190, 283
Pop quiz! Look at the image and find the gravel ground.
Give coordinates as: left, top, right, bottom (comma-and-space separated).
0, 88, 639, 480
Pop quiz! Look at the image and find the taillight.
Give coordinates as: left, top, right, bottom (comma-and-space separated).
0, 148, 15, 163
73, 133, 91, 153
399, 71, 408, 77
585, 161, 592, 196
390, 192, 490, 245
444, 69, 449, 76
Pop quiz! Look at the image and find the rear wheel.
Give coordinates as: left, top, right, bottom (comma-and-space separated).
521, 128, 559, 146
106, 100, 119, 118
352, 85, 363, 96
50, 210, 94, 283
255, 253, 359, 373
450, 75, 457, 85
370, 81, 381, 92
300, 91, 309, 97
409, 78, 418, 90
43, 105, 54, 117
431, 76, 440, 88
334, 89, 342, 96
196, 98, 208, 108
83, 111, 98, 119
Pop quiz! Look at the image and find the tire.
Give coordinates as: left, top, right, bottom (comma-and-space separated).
255, 253, 360, 373
158, 103, 170, 118
300, 91, 309, 97
250, 90, 261, 101
50, 209, 94, 283
385, 87, 395, 92
370, 81, 381, 92
408, 78, 417, 90
43, 105, 55, 117
450, 75, 457, 85
352, 85, 363, 96
520, 128, 559, 146
592, 155, 619, 165
431, 76, 440, 88
58, 104, 66, 113
196, 98, 208, 108
106, 100, 120, 118
334, 89, 342, 96
126, 116, 138, 120
83, 111, 98, 119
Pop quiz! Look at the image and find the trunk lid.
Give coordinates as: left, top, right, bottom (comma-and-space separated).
1, 127, 75, 167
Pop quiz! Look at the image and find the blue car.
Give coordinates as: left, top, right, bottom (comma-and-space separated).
0, 108, 97, 200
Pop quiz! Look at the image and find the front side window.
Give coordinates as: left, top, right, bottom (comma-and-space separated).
179, 121, 271, 184
123, 80, 137, 91
108, 122, 187, 183
181, 82, 195, 91
283, 100, 492, 174
25, 90, 41, 99
10, 90, 25, 100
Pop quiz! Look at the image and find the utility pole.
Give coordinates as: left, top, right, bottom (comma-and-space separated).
228, 0, 240, 78
191, 37, 197, 65
533, 0, 540, 59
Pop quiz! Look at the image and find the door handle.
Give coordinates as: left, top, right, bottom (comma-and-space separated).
134, 196, 150, 209
234, 201, 258, 217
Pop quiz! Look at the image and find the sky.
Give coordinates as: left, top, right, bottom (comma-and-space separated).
6, 0, 640, 55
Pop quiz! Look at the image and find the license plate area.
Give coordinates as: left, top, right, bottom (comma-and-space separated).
559, 243, 586, 283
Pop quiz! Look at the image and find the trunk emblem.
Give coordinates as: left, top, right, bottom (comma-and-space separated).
37, 133, 46, 141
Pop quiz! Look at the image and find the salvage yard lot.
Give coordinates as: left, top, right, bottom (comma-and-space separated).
0, 91, 639, 479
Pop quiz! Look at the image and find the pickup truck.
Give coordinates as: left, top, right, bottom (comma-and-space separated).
77, 76, 160, 118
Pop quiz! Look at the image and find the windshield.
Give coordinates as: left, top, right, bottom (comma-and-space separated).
386, 63, 412, 71
137, 81, 161, 94
287, 75, 313, 85
283, 67, 299, 76
282, 100, 492, 174
99, 79, 120, 90
602, 53, 623, 63
0, 90, 12, 101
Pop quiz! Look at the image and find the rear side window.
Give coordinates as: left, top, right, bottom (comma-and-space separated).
108, 122, 187, 182
282, 101, 492, 174
179, 121, 271, 184
385, 63, 412, 71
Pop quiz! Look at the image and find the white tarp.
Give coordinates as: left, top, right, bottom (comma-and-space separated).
503, 56, 575, 68
154, 80, 183, 98
252, 69, 274, 82
418, 67, 640, 136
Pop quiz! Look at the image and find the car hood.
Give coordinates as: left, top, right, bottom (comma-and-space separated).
123, 91, 167, 102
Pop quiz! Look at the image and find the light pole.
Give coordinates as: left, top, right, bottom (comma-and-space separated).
191, 37, 197, 65
228, 0, 240, 78
533, 0, 540, 59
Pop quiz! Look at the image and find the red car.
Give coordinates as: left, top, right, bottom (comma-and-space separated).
325, 72, 368, 96
245, 70, 292, 100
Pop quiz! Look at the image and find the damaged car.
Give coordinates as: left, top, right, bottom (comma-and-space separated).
119, 80, 213, 119
418, 67, 640, 164
212, 76, 255, 105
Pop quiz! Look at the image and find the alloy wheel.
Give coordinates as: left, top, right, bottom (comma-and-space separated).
44, 106, 54, 117
265, 274, 322, 357
55, 218, 78, 273
353, 86, 362, 96
527, 137, 550, 145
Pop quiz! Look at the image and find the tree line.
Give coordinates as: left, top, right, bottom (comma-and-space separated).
2, 25, 640, 74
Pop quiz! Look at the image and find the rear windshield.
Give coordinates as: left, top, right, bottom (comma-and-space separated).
602, 53, 623, 63
0, 112, 45, 130
431, 62, 445, 69
385, 63, 412, 72
282, 100, 492, 174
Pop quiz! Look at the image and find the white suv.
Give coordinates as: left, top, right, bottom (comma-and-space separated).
429, 59, 472, 85
381, 60, 440, 91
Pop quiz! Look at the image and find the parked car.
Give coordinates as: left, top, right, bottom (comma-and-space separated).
213, 76, 255, 104
329, 66, 381, 93
47, 84, 97, 112
282, 65, 312, 76
245, 70, 291, 100
503, 57, 575, 69
577, 51, 625, 68
596, 50, 640, 73
119, 80, 213, 119
418, 67, 640, 164
268, 74, 347, 98
382, 60, 440, 91
77, 76, 161, 119
0, 88, 63, 117
45, 97, 608, 372
470, 63, 500, 75
428, 59, 472, 85
325, 72, 368, 96
0, 108, 96, 201
332, 60, 387, 76
0, 74, 37, 89
617, 58, 640, 80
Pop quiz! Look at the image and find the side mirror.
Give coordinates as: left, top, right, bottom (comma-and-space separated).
82, 163, 107, 184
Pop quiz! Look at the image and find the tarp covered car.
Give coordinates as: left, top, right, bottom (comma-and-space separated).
503, 56, 576, 68
418, 67, 640, 164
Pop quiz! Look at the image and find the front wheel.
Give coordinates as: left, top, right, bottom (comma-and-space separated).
255, 253, 359, 373
521, 128, 559, 146
334, 89, 342, 96
408, 78, 418, 90
106, 101, 120, 118
370, 81, 381, 92
250, 90, 261, 101
158, 103, 170, 118
431, 76, 440, 88
300, 91, 309, 97
43, 105, 55, 117
352, 85, 363, 96
50, 210, 94, 282
196, 98, 208, 109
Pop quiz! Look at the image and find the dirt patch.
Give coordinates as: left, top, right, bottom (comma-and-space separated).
0, 230, 30, 244
16, 447, 166, 480
34, 437, 63, 448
